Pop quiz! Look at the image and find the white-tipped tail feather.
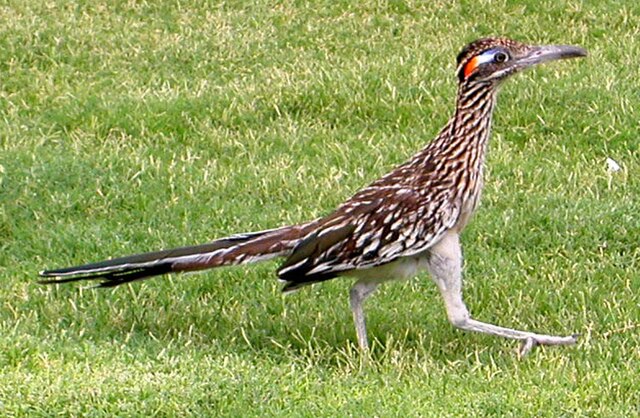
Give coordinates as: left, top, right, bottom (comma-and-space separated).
39, 224, 312, 287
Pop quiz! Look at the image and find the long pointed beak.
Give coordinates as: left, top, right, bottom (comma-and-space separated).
517, 45, 588, 67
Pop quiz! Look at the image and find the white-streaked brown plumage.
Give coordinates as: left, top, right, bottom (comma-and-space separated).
40, 37, 587, 356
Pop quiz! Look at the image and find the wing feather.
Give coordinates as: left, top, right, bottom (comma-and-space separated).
278, 185, 460, 289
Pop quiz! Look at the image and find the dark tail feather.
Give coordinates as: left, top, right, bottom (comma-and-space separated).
39, 264, 174, 288
39, 223, 315, 287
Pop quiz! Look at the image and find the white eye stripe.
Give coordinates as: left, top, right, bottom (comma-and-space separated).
460, 48, 509, 79
475, 51, 498, 65
478, 49, 510, 65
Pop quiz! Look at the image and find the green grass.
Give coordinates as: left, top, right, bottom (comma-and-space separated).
1, 0, 639, 416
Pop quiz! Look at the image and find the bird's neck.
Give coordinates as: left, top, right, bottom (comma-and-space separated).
419, 82, 498, 174
390, 82, 499, 189
409, 82, 499, 198
447, 82, 498, 156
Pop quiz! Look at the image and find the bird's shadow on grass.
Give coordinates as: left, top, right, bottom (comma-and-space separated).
39, 278, 520, 370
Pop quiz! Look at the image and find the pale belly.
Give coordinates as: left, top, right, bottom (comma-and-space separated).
346, 253, 431, 284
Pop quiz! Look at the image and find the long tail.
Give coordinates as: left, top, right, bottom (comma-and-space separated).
39, 223, 315, 287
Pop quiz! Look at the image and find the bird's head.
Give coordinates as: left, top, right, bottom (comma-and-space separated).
456, 38, 587, 85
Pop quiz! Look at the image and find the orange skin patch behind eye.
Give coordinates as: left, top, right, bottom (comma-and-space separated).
463, 56, 480, 78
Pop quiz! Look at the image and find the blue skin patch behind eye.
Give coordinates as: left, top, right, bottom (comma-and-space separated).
463, 49, 505, 79
476, 49, 503, 65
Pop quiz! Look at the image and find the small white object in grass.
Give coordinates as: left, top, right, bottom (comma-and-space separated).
606, 157, 621, 172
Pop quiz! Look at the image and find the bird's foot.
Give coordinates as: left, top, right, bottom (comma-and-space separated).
518, 333, 579, 358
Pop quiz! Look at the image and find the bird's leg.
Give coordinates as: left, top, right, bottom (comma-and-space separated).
427, 232, 578, 356
349, 280, 379, 352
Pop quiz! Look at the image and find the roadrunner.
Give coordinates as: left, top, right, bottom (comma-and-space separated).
40, 38, 587, 356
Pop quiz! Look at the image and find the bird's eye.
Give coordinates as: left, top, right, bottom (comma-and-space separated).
494, 52, 509, 63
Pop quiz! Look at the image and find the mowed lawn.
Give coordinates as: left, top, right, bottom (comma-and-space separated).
1, 0, 639, 416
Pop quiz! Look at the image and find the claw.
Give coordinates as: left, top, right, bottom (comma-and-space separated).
517, 333, 579, 358
518, 337, 537, 358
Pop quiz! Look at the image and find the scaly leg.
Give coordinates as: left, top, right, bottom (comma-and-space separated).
427, 231, 577, 356
349, 281, 379, 352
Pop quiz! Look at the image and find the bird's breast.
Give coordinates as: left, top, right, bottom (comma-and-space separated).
453, 167, 484, 232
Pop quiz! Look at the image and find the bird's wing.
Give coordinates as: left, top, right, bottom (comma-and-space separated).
278, 185, 460, 289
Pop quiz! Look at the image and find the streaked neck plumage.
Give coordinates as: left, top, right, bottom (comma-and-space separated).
412, 80, 500, 224
411, 80, 499, 181
442, 80, 498, 159
369, 79, 500, 201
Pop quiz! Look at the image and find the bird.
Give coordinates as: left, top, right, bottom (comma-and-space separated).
40, 37, 587, 356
